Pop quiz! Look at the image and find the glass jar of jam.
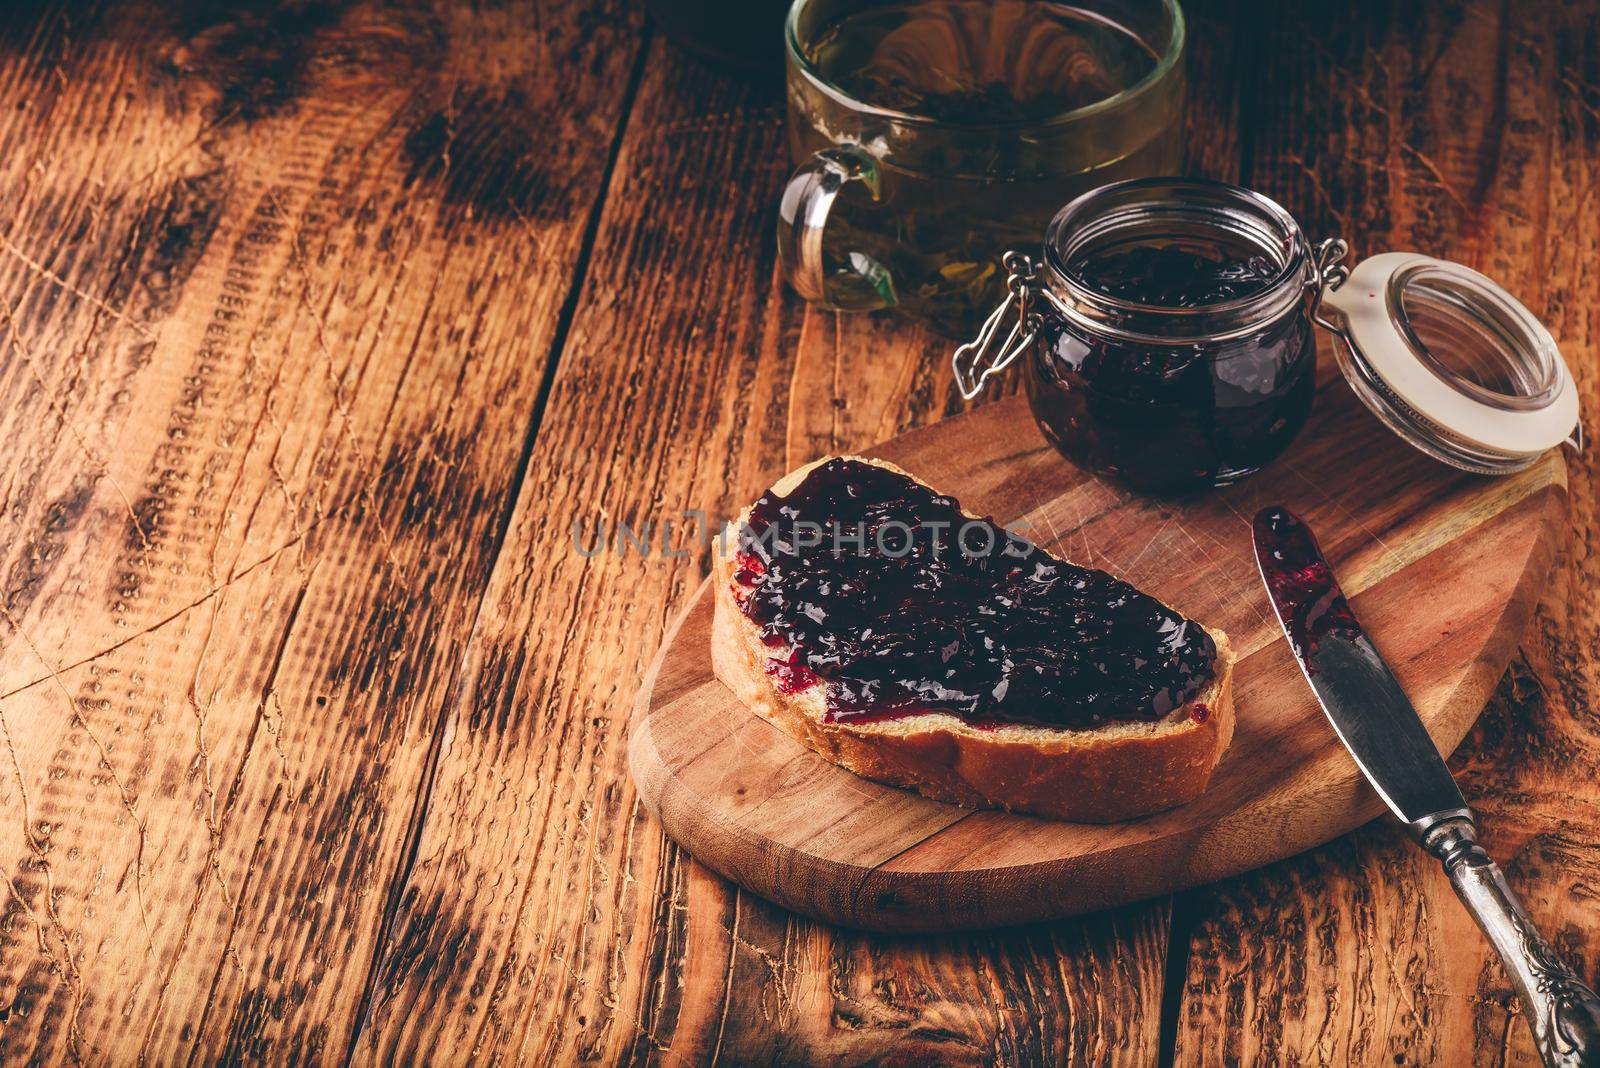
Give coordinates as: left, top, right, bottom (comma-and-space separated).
957, 178, 1330, 493
954, 177, 1581, 490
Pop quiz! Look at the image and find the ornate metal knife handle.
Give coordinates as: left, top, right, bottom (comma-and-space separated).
1421, 815, 1600, 1066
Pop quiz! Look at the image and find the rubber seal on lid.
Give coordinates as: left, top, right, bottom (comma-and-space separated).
1321, 252, 1579, 471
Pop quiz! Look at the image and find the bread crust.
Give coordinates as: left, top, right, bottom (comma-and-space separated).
711, 456, 1236, 823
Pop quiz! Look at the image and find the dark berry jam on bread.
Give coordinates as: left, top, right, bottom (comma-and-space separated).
733, 458, 1216, 729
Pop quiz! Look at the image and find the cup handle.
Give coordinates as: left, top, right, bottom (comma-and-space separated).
776, 145, 896, 311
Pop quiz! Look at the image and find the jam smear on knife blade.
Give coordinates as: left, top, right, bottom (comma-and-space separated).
1252, 505, 1363, 664
733, 458, 1217, 729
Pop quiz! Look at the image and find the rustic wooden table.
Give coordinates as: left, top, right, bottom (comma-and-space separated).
0, 0, 1594, 1063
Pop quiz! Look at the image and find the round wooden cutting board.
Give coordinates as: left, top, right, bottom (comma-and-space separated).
628, 383, 1567, 932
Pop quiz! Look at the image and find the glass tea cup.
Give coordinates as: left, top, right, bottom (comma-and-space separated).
777, 0, 1187, 335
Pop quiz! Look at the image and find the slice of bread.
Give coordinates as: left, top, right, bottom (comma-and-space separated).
711, 456, 1235, 823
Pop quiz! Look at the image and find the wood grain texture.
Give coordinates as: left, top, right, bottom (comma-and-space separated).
630, 390, 1565, 931
0, 0, 643, 1060
1172, 1, 1600, 1066
349, 35, 1177, 1068
0, 0, 1591, 1064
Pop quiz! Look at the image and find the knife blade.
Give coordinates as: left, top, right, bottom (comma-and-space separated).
1252, 504, 1600, 1067
1250, 504, 1468, 830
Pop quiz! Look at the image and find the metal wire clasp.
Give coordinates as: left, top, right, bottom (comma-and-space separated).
952, 251, 1043, 400
1309, 237, 1351, 333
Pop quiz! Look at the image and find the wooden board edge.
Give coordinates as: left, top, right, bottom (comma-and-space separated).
626, 457, 1569, 932
629, 579, 989, 930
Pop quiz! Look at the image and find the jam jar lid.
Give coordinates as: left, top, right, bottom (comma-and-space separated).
1318, 251, 1581, 473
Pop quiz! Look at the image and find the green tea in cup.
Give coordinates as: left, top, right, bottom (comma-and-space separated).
778, 0, 1186, 335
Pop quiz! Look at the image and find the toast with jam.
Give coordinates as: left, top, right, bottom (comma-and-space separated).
712, 456, 1235, 822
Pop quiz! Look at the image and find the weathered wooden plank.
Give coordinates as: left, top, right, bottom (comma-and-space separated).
1172, 1, 1600, 1064
14, 0, 1581, 1064
0, 1, 643, 1060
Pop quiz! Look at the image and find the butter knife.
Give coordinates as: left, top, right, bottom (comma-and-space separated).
1253, 505, 1600, 1067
